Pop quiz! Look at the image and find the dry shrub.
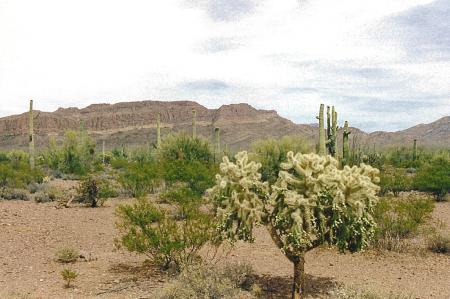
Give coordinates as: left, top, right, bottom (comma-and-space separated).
56, 246, 79, 263
333, 287, 412, 299
158, 263, 258, 299
428, 232, 450, 254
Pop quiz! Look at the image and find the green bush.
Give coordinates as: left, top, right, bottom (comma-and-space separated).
119, 161, 161, 197
0, 158, 43, 192
158, 134, 213, 163
163, 160, 215, 196
251, 136, 312, 184
379, 167, 413, 196
115, 199, 218, 271
373, 195, 434, 249
414, 156, 450, 201
61, 268, 78, 288
41, 131, 96, 175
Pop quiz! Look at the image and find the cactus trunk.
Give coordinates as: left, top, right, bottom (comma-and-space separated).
156, 112, 161, 148
214, 127, 221, 163
317, 104, 326, 155
413, 139, 417, 161
343, 121, 350, 165
102, 140, 106, 164
192, 109, 197, 139
29, 100, 35, 169
326, 106, 331, 152
330, 106, 337, 157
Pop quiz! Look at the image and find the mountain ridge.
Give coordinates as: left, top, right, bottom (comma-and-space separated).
0, 100, 448, 151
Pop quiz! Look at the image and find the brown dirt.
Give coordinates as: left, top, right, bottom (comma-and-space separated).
1, 190, 449, 299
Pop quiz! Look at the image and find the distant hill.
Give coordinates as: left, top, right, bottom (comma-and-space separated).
0, 100, 448, 151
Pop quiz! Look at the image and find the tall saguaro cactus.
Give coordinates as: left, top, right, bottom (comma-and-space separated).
330, 106, 337, 157
29, 100, 35, 169
102, 140, 106, 164
156, 112, 161, 148
214, 127, 221, 162
317, 104, 326, 155
325, 106, 338, 157
342, 120, 351, 165
192, 109, 197, 139
413, 139, 417, 161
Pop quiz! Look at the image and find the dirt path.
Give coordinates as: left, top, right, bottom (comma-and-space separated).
0, 198, 449, 299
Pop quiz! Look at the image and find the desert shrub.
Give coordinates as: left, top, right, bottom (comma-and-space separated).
414, 156, 450, 201
0, 188, 29, 200
119, 161, 162, 197
97, 177, 120, 199
158, 263, 256, 299
207, 151, 380, 298
33, 191, 52, 203
158, 134, 213, 164
251, 136, 312, 184
41, 131, 96, 175
379, 167, 413, 196
0, 159, 44, 191
373, 195, 434, 250
77, 176, 103, 207
61, 268, 78, 288
115, 198, 218, 271
163, 160, 215, 196
427, 232, 450, 254
222, 262, 256, 290
56, 247, 79, 263
335, 287, 412, 299
110, 156, 129, 170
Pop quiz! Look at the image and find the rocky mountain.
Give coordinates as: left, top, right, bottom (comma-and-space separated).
0, 100, 448, 151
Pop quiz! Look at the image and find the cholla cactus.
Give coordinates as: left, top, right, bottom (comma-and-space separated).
208, 151, 380, 299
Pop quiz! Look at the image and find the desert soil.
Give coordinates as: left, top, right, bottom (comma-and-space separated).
0, 186, 449, 299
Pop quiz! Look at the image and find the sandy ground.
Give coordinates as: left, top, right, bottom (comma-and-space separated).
0, 189, 449, 299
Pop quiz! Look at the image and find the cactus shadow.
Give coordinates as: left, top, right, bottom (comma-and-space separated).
255, 273, 338, 298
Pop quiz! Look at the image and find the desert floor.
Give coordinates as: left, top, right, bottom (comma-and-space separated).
1, 184, 449, 299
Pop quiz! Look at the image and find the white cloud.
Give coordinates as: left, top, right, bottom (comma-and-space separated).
0, 0, 448, 131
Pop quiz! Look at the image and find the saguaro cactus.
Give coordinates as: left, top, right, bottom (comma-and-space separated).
192, 109, 197, 139
342, 121, 351, 165
331, 106, 337, 157
156, 112, 161, 148
317, 104, 326, 155
413, 139, 417, 161
102, 140, 106, 164
29, 100, 35, 169
214, 127, 221, 162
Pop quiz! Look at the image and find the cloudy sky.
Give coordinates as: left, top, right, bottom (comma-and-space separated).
0, 0, 449, 132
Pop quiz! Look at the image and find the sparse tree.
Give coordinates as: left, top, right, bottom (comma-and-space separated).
207, 151, 380, 299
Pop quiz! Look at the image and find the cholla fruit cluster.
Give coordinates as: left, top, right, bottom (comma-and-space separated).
208, 151, 380, 253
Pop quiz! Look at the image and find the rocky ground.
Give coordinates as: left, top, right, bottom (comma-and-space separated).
0, 187, 449, 299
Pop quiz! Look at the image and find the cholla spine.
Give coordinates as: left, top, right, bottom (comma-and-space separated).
29, 100, 35, 169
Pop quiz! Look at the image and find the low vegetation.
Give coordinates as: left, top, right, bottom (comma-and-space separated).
56, 246, 79, 263
159, 262, 258, 299
61, 268, 78, 288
